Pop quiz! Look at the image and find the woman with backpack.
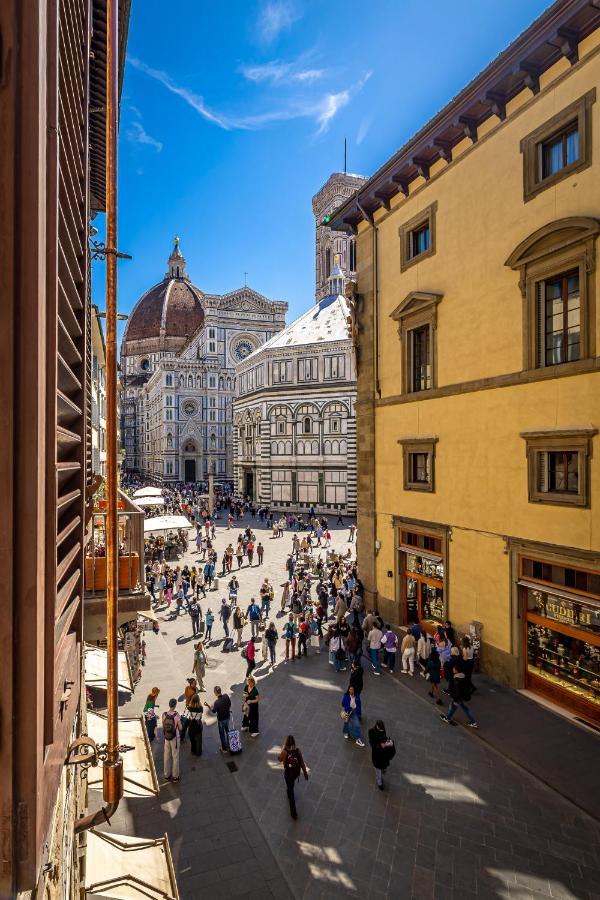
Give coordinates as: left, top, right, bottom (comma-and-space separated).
278, 735, 308, 819
368, 720, 395, 790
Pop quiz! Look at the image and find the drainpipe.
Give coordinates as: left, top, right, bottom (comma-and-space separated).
76, 0, 123, 834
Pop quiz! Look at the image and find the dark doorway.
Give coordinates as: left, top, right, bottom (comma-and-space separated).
244, 471, 254, 499
184, 459, 196, 483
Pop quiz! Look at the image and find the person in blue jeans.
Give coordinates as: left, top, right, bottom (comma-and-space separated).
341, 687, 365, 747
440, 672, 479, 729
204, 608, 214, 640
380, 625, 398, 673
246, 598, 261, 638
205, 686, 232, 751
367, 623, 383, 675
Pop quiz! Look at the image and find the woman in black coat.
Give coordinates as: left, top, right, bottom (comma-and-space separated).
368, 720, 394, 791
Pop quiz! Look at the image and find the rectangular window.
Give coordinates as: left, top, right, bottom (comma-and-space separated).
324, 355, 345, 379
541, 124, 579, 179
410, 326, 431, 392
272, 361, 292, 383
522, 428, 595, 508
538, 271, 580, 367
521, 89, 595, 201
209, 328, 216, 339
410, 223, 430, 259
399, 202, 437, 272
400, 438, 437, 492
166, 410, 173, 420
298, 358, 318, 382
208, 341, 216, 353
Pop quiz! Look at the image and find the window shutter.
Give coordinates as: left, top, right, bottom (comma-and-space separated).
537, 451, 548, 493
535, 280, 545, 367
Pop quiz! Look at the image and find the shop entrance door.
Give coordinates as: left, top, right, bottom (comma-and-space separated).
404, 574, 444, 632
184, 459, 196, 483
244, 471, 254, 499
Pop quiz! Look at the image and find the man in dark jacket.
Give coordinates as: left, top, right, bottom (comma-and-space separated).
205, 686, 232, 751
348, 660, 364, 699
439, 672, 478, 728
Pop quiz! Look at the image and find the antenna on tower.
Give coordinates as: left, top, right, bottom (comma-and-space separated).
344, 137, 347, 174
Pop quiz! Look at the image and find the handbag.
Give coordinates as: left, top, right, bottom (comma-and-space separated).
340, 710, 350, 721
311, 634, 320, 648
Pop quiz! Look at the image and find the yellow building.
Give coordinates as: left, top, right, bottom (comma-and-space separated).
329, 0, 600, 724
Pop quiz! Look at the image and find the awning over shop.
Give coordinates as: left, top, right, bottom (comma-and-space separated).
135, 496, 165, 507
87, 712, 159, 798
85, 829, 179, 899
133, 486, 164, 498
144, 515, 191, 534
137, 608, 159, 623
84, 644, 134, 693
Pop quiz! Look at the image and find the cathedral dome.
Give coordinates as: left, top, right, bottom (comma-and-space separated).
123, 237, 204, 344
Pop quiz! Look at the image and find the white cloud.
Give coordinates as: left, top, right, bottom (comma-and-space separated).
129, 55, 370, 137
128, 57, 231, 130
127, 120, 163, 152
314, 90, 350, 135
258, 0, 301, 44
240, 59, 324, 85
356, 114, 372, 146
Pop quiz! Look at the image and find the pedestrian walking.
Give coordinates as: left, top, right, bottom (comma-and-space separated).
205, 608, 214, 641
242, 675, 260, 736
381, 625, 398, 672
180, 678, 197, 741
282, 615, 297, 661
348, 524, 356, 542
246, 598, 261, 639
367, 622, 383, 675
401, 631, 416, 675
368, 720, 395, 790
186, 694, 203, 756
189, 599, 201, 636
162, 698, 182, 782
256, 542, 264, 564
427, 647, 443, 705
233, 605, 245, 647
348, 660, 364, 697
341, 686, 365, 747
440, 671, 479, 728
244, 635, 256, 677
193, 642, 207, 690
278, 735, 308, 820
280, 580, 290, 611
205, 686, 231, 752
219, 599, 231, 638
265, 621, 278, 665
143, 687, 160, 742
417, 629, 432, 676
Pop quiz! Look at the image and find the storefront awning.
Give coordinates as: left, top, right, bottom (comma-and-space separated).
84, 644, 134, 693
87, 712, 159, 798
135, 496, 165, 507
85, 829, 179, 899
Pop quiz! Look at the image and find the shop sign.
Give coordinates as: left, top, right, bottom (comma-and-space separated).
543, 593, 600, 634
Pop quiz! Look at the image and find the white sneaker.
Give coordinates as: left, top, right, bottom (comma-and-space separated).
344, 734, 349, 740
356, 739, 365, 747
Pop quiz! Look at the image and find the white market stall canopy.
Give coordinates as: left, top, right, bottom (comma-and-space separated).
87, 712, 159, 798
85, 829, 179, 899
144, 515, 191, 534
133, 486, 165, 498
84, 644, 134, 693
134, 496, 165, 507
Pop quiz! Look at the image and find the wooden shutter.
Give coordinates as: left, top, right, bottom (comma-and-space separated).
535, 280, 545, 367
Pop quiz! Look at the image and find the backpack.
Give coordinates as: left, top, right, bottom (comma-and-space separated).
163, 712, 177, 741
285, 749, 301, 780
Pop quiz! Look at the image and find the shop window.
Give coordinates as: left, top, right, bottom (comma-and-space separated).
399, 202, 437, 272
505, 217, 599, 371
390, 291, 443, 394
521, 427, 596, 508
400, 437, 437, 492
520, 90, 595, 202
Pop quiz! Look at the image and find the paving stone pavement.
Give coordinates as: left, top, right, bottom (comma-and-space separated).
93, 516, 600, 900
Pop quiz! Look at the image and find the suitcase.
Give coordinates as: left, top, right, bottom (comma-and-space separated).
228, 719, 243, 754
212, 577, 219, 590
222, 637, 234, 652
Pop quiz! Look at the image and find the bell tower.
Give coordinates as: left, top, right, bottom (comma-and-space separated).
166, 235, 189, 280
312, 172, 367, 303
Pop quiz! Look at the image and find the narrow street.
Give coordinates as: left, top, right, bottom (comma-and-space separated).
97, 519, 600, 900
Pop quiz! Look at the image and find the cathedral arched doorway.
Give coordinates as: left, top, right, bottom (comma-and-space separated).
184, 459, 196, 483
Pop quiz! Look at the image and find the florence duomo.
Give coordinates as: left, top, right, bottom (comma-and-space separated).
120, 237, 287, 484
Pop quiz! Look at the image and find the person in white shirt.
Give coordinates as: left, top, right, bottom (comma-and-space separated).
162, 698, 182, 783
368, 625, 383, 675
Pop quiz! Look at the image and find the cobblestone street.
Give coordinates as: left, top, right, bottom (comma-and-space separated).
100, 517, 600, 899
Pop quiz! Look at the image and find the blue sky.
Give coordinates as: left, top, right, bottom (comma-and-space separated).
100, 0, 551, 333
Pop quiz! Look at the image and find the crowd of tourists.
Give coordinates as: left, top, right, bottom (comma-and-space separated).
138, 489, 478, 819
